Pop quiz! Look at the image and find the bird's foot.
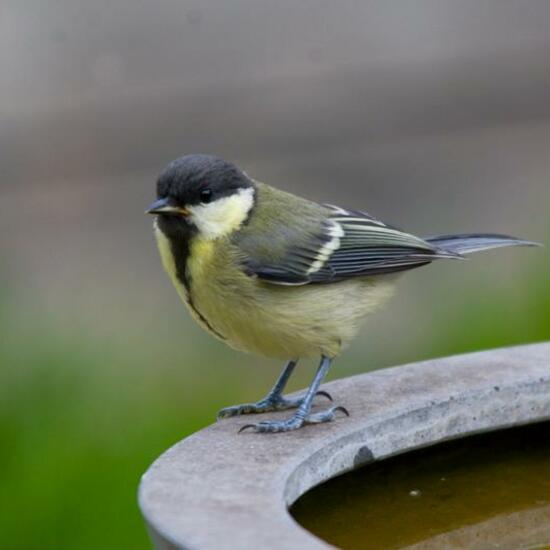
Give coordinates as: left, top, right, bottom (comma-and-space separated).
217, 390, 332, 419
238, 405, 349, 433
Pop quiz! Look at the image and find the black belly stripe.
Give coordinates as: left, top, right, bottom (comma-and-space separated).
180, 275, 227, 341
159, 219, 227, 341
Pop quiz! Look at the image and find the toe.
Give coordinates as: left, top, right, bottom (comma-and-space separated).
217, 404, 253, 419
305, 405, 350, 424
218, 399, 281, 419
238, 416, 305, 433
217, 406, 239, 419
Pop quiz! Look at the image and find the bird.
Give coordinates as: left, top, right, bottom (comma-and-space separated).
146, 154, 539, 433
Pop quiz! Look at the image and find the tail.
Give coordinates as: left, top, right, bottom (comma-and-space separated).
425, 233, 541, 256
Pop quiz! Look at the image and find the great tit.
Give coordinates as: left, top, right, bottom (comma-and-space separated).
147, 154, 538, 433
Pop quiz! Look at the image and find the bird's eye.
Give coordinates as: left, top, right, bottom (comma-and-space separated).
200, 188, 213, 204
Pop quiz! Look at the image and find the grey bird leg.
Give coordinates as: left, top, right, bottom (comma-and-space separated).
217, 359, 332, 419
239, 356, 349, 433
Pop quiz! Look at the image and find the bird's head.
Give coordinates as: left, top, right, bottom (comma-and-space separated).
147, 154, 255, 240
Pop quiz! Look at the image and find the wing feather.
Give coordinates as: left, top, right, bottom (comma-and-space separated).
236, 189, 454, 286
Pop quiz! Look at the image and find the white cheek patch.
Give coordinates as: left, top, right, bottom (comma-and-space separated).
188, 187, 255, 239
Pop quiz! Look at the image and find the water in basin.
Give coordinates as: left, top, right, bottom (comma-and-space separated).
291, 422, 550, 549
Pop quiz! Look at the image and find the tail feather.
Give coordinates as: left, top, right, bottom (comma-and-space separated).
425, 233, 541, 256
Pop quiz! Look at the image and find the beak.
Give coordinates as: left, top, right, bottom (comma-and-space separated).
145, 198, 190, 216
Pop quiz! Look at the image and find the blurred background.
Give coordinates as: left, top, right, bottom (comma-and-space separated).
1, 1, 549, 548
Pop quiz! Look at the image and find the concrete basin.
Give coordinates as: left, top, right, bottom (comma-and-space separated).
139, 342, 550, 549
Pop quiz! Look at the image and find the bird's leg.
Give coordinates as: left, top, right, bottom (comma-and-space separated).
239, 356, 349, 433
217, 359, 332, 419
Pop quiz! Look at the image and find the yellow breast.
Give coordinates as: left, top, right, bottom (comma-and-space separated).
155, 222, 395, 359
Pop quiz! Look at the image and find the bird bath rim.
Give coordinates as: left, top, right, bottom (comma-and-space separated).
138, 342, 550, 549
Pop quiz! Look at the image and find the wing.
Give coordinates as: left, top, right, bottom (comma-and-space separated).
237, 197, 460, 286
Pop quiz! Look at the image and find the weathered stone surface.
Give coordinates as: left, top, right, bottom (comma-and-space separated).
139, 343, 550, 550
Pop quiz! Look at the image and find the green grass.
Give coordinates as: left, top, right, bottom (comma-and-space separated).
1, 248, 548, 549
0, 310, 233, 550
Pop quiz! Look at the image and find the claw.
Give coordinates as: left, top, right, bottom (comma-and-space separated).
238, 424, 257, 434
217, 409, 233, 420
217, 405, 247, 420
315, 390, 333, 402
334, 406, 350, 417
